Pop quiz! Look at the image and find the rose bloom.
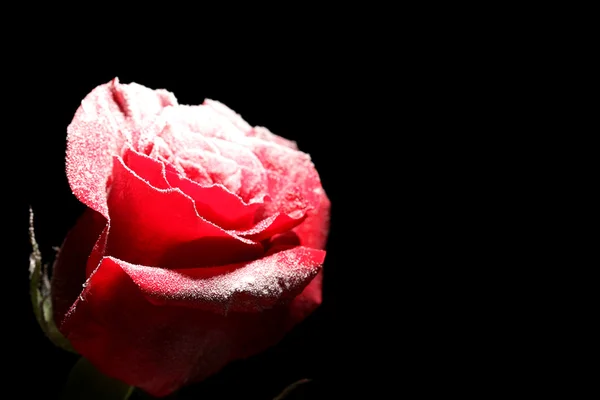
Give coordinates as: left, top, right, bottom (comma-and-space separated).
50, 78, 330, 397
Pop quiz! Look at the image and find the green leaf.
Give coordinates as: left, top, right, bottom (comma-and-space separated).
29, 207, 75, 352
61, 357, 134, 400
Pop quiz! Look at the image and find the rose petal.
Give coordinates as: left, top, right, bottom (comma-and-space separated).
122, 147, 261, 231
193, 102, 320, 216
265, 231, 302, 255
59, 257, 323, 397
154, 102, 324, 220
114, 246, 324, 313
293, 190, 331, 250
203, 138, 269, 203
51, 209, 107, 325
160, 104, 247, 142
123, 148, 312, 240
202, 99, 253, 133
85, 224, 110, 279
66, 119, 122, 219
247, 126, 299, 150
164, 169, 261, 230
248, 139, 323, 217
105, 156, 263, 269
66, 78, 176, 218
231, 212, 306, 242
155, 114, 269, 204
202, 100, 298, 150
122, 147, 170, 189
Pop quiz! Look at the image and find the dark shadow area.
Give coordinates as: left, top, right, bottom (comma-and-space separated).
155, 236, 266, 270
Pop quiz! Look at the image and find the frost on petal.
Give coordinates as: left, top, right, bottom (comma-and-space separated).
247, 139, 323, 218
203, 99, 253, 133
204, 138, 268, 204
59, 255, 324, 397
202, 100, 298, 149
293, 189, 331, 250
247, 126, 299, 150
155, 120, 268, 204
115, 246, 325, 313
105, 157, 263, 269
66, 78, 177, 218
66, 119, 123, 218
231, 212, 307, 242
161, 105, 247, 142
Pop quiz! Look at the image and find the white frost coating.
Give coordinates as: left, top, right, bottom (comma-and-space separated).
203, 99, 253, 133
154, 108, 269, 205
113, 246, 324, 314
66, 78, 178, 219
67, 78, 324, 224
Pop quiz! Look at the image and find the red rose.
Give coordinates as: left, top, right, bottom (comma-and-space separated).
50, 78, 330, 397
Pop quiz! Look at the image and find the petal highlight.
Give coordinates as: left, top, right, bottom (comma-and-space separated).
106, 156, 263, 269
115, 246, 324, 313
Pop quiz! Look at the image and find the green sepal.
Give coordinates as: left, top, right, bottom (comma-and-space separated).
29, 207, 75, 353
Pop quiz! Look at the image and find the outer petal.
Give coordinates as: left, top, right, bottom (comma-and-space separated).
293, 190, 331, 250
247, 126, 299, 150
51, 209, 107, 326
249, 140, 323, 217
114, 246, 324, 313
85, 224, 110, 279
202, 99, 253, 133
231, 212, 306, 242
202, 100, 298, 150
106, 156, 263, 269
66, 78, 176, 218
60, 257, 323, 397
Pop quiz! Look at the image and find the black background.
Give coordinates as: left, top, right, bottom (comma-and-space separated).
9, 57, 361, 399
4, 7, 543, 397
3, 15, 514, 400
4, 32, 501, 399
